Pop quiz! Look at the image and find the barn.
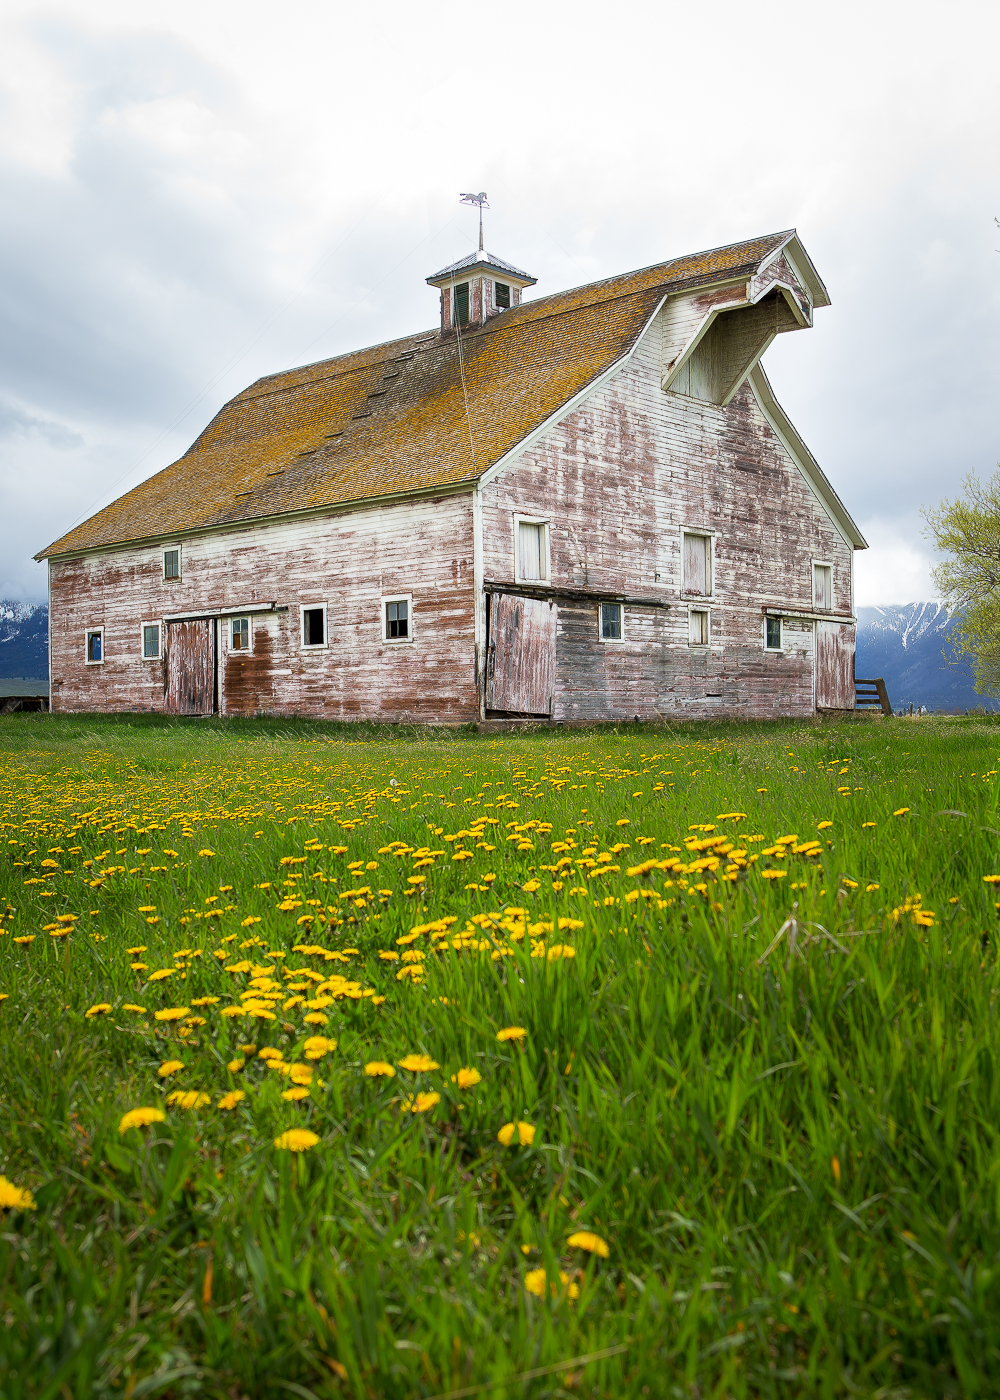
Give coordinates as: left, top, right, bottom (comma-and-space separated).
36, 229, 866, 723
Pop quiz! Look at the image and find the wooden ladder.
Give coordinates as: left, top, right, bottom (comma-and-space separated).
854, 677, 892, 716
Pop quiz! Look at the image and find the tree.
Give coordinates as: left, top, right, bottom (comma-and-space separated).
924, 469, 1000, 697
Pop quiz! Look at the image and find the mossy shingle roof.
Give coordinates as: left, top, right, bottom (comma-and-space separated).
39, 230, 802, 559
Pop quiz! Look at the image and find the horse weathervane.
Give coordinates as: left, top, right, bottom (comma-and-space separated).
459, 191, 489, 252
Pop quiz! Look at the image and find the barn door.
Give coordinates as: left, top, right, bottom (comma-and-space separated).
486, 593, 556, 716
815, 622, 855, 710
165, 620, 216, 715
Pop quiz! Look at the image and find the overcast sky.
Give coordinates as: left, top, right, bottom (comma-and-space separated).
1, 0, 998, 605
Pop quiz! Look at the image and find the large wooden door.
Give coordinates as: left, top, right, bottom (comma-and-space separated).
815, 622, 855, 710
486, 594, 557, 715
165, 620, 216, 715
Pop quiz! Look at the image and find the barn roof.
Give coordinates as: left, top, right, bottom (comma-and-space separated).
38, 228, 841, 560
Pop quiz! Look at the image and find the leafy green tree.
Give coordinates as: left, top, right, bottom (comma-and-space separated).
924, 469, 1000, 696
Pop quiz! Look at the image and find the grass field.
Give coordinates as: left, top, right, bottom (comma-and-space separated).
2, 712, 1000, 1399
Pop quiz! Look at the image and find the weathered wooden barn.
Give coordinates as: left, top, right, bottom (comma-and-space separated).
37, 230, 865, 723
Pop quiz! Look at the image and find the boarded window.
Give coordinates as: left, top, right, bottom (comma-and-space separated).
385, 600, 408, 639
302, 607, 325, 647
454, 283, 470, 325
495, 281, 511, 310
231, 617, 250, 651
142, 624, 161, 659
601, 602, 623, 640
682, 533, 711, 595
689, 609, 709, 645
765, 616, 782, 651
86, 629, 103, 663
518, 521, 546, 581
813, 563, 832, 611
163, 549, 180, 580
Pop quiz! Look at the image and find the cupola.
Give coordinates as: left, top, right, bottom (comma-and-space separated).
427, 193, 535, 332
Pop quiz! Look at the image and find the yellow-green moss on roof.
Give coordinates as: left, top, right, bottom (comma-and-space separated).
39, 230, 805, 559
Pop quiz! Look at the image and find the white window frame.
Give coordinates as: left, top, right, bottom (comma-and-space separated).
680, 528, 715, 600
300, 603, 328, 650
140, 620, 162, 661
162, 545, 182, 582
382, 593, 414, 644
688, 607, 710, 647
764, 615, 783, 652
811, 560, 833, 612
514, 514, 551, 585
599, 601, 625, 644
85, 627, 105, 665
227, 615, 253, 653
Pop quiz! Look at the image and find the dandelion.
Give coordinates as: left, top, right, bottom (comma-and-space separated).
364, 1061, 396, 1077
984, 875, 1000, 885
147, 969, 174, 982
118, 1107, 166, 1134
0, 1177, 37, 1211
158, 1059, 184, 1078
121, 1003, 146, 1013
303, 1036, 337, 1059
893, 808, 910, 817
496, 1026, 527, 1043
227, 1058, 245, 1073
154, 1007, 190, 1022
547, 944, 576, 961
165, 1091, 210, 1110
404, 1091, 440, 1113
524, 1268, 579, 1300
274, 1129, 319, 1152
218, 1091, 245, 1110
398, 1054, 439, 1072
85, 1003, 112, 1017
816, 820, 833, 830
198, 849, 215, 857
452, 1067, 482, 1088
760, 870, 787, 880
498, 1121, 536, 1146
567, 1231, 609, 1257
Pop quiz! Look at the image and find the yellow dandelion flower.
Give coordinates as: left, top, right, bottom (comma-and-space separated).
220, 1006, 245, 1018
893, 808, 910, 817
218, 1091, 245, 1110
126, 946, 147, 955
258, 1047, 283, 1061
274, 1129, 319, 1152
0, 1177, 37, 1211
816, 821, 833, 830
411, 1091, 440, 1113
364, 1060, 396, 1077
153, 1007, 190, 1022
498, 1121, 536, 1146
547, 945, 576, 961
158, 1059, 184, 1078
147, 969, 174, 982
121, 1003, 146, 1014
452, 1067, 482, 1089
282, 1087, 310, 1101
398, 1054, 439, 1072
524, 1268, 579, 1299
760, 870, 787, 880
198, 849, 215, 857
496, 1026, 528, 1043
118, 1107, 166, 1134
303, 1012, 329, 1025
303, 1036, 336, 1059
227, 1058, 245, 1073
567, 1230, 609, 1257
983, 875, 1000, 885
85, 1003, 112, 1018
165, 1091, 210, 1110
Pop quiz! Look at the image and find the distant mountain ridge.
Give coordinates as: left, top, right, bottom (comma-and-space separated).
0, 600, 48, 680
1, 598, 995, 712
855, 603, 1000, 713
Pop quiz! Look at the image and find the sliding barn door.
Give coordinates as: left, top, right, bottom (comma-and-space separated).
815, 622, 855, 711
165, 620, 216, 715
486, 594, 557, 716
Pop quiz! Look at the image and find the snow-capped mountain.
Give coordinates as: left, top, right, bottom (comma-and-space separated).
855, 603, 1000, 713
0, 600, 48, 680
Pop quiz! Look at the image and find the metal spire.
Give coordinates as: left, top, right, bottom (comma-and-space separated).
459, 191, 489, 252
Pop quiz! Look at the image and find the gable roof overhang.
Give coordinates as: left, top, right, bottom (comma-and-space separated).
37, 229, 841, 562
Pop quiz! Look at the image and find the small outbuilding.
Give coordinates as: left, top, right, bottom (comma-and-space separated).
37, 229, 865, 722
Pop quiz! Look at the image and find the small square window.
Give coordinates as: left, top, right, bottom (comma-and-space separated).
600, 602, 623, 641
689, 609, 709, 646
231, 617, 250, 651
86, 628, 104, 664
142, 624, 161, 659
813, 563, 832, 611
495, 281, 511, 310
386, 600, 408, 639
163, 549, 180, 580
765, 616, 782, 651
302, 607, 326, 647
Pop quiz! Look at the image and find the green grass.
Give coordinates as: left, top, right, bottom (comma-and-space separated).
2, 712, 1000, 1398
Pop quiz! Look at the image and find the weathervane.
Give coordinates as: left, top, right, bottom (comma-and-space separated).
459, 191, 489, 252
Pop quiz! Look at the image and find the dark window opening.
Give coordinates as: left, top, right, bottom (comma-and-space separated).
143, 624, 160, 659
163, 549, 180, 580
495, 281, 510, 310
601, 602, 622, 640
87, 630, 103, 663
303, 608, 325, 646
765, 616, 782, 650
386, 600, 408, 639
454, 283, 469, 325
231, 617, 250, 651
